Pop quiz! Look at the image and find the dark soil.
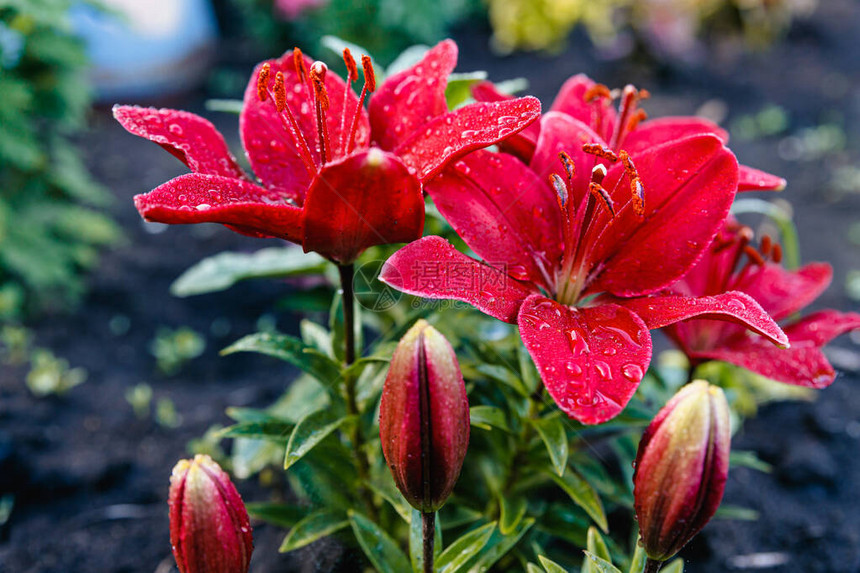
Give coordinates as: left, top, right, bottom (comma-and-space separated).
2, 1, 860, 571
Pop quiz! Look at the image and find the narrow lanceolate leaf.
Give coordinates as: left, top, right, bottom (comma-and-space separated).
531, 413, 569, 477
279, 509, 349, 552
284, 410, 354, 469
628, 544, 647, 573
349, 511, 412, 573
245, 502, 304, 528
470, 406, 511, 433
222, 332, 342, 387
171, 247, 327, 297
583, 552, 622, 573
549, 471, 608, 533
466, 518, 534, 572
527, 564, 544, 573
538, 555, 568, 573
661, 558, 684, 573
499, 494, 527, 535
409, 509, 442, 573
436, 522, 497, 573
216, 420, 294, 442
586, 527, 612, 570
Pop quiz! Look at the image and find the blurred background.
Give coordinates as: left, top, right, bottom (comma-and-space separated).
1, 0, 859, 571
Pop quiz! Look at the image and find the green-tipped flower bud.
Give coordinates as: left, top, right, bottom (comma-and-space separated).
633, 380, 731, 562
379, 320, 470, 512
168, 454, 253, 573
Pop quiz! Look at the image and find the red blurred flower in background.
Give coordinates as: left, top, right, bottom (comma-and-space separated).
115, 40, 540, 264
472, 74, 785, 192
626, 220, 860, 388
382, 112, 788, 424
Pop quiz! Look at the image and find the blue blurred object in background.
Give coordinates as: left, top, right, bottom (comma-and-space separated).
70, 0, 219, 102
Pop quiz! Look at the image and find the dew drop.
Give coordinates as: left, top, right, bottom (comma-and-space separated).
195, 203, 211, 210
168, 123, 183, 136
622, 363, 644, 383
594, 361, 612, 380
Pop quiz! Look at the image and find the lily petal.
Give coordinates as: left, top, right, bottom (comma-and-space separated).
734, 262, 832, 322
471, 81, 539, 161
518, 295, 652, 424
783, 310, 860, 347
613, 292, 789, 348
134, 173, 303, 242
301, 150, 423, 264
549, 74, 617, 142
381, 236, 536, 323
394, 97, 541, 182
620, 117, 728, 153
425, 150, 562, 290
113, 106, 246, 179
370, 40, 457, 151
586, 134, 738, 297
737, 165, 787, 191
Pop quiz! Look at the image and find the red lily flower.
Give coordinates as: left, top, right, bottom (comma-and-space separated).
625, 221, 860, 388
114, 40, 541, 264
381, 113, 788, 424
472, 74, 785, 192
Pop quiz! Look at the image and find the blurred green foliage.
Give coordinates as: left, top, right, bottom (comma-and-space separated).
0, 0, 120, 318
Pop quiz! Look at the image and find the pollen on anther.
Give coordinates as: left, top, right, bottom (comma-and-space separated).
558, 151, 575, 181
744, 245, 766, 266
589, 182, 615, 217
760, 235, 772, 257
293, 48, 307, 85
584, 83, 611, 103
583, 143, 618, 162
256, 64, 271, 102
310, 62, 330, 111
273, 72, 287, 112
772, 243, 783, 264
631, 178, 645, 216
361, 55, 376, 93
343, 48, 358, 82
550, 174, 568, 208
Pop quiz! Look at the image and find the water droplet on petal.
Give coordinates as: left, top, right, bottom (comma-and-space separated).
622, 364, 644, 383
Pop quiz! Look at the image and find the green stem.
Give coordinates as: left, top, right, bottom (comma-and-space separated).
338, 264, 378, 522
422, 511, 436, 573
644, 558, 663, 573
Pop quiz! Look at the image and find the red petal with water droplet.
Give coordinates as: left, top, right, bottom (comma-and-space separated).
471, 81, 539, 161
737, 165, 787, 191
301, 150, 422, 264
134, 173, 303, 242
424, 150, 562, 291
549, 74, 617, 142
517, 295, 652, 424
613, 291, 789, 348
621, 117, 729, 153
784, 310, 860, 347
113, 105, 246, 179
369, 40, 458, 151
586, 134, 738, 297
394, 97, 541, 182
381, 236, 536, 323
735, 262, 832, 322
241, 52, 369, 197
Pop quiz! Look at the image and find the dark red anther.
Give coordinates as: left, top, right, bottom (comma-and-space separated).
626, 109, 649, 133
772, 243, 783, 264
744, 245, 766, 266
361, 55, 376, 93
550, 173, 568, 209
273, 72, 287, 112
589, 182, 615, 217
583, 142, 619, 162
558, 151, 575, 182
584, 83, 611, 103
760, 235, 772, 257
256, 63, 271, 102
293, 47, 308, 85
343, 48, 358, 82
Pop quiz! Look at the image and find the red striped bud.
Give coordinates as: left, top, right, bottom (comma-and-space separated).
168, 455, 253, 573
379, 320, 470, 512
633, 380, 731, 562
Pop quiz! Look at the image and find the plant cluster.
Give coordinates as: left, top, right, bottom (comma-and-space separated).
117, 38, 858, 572
0, 0, 120, 317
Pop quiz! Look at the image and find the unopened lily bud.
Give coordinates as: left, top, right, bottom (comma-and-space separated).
168, 454, 253, 573
379, 320, 470, 512
633, 380, 731, 562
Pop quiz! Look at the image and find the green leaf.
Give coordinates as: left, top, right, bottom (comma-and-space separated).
446, 71, 488, 109
300, 319, 333, 357
661, 558, 684, 573
470, 405, 511, 433
349, 510, 412, 573
714, 505, 759, 521
438, 504, 483, 530
280, 509, 349, 552
467, 518, 534, 571
222, 332, 342, 389
385, 44, 430, 77
284, 410, 353, 469
730, 450, 773, 473
171, 247, 327, 297
549, 471, 608, 533
583, 552, 622, 573
527, 564, 544, 573
532, 413, 569, 477
409, 509, 442, 573
321, 35, 381, 77
499, 494, 527, 535
366, 480, 412, 523
216, 420, 293, 442
474, 363, 529, 397
628, 544, 647, 573
205, 98, 244, 114
538, 555, 568, 573
436, 522, 497, 573
583, 527, 612, 573
245, 502, 305, 528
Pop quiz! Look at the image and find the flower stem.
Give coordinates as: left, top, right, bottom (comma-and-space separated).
644, 558, 663, 573
337, 263, 377, 522
422, 511, 435, 573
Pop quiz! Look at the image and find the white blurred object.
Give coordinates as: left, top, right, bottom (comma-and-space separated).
71, 0, 218, 101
